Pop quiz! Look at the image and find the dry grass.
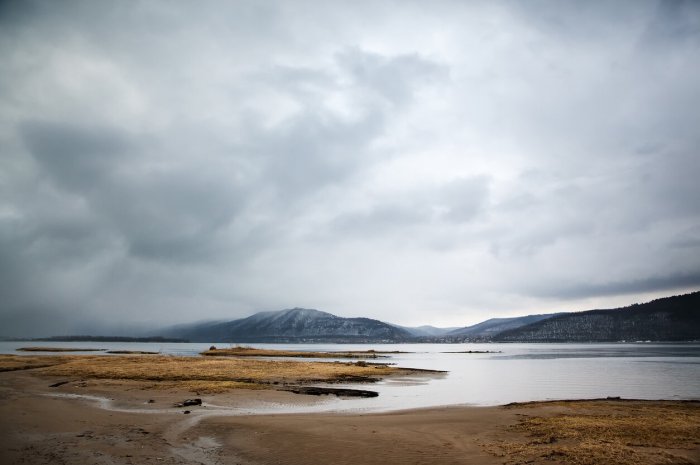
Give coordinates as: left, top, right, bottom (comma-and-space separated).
484, 400, 700, 465
201, 346, 388, 358
0, 355, 72, 372
36, 355, 396, 382
7, 354, 401, 393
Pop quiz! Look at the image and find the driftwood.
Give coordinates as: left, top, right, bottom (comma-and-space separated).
49, 380, 70, 388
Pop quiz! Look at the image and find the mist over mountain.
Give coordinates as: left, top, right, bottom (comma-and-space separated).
157, 292, 699, 343
392, 325, 459, 337
445, 314, 561, 339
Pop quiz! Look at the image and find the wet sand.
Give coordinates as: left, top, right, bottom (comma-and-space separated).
1, 371, 698, 465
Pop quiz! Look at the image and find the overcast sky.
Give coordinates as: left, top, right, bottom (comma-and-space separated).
1, 0, 699, 337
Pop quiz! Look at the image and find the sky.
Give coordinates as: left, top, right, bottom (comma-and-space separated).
1, 0, 699, 337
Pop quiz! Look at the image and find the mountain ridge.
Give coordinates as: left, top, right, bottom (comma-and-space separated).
493, 292, 700, 342
160, 291, 699, 343
163, 307, 413, 343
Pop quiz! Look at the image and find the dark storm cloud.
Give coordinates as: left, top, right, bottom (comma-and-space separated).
21, 120, 242, 262
21, 121, 131, 191
641, 0, 700, 46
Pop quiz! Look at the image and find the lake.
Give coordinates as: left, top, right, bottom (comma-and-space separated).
3, 341, 699, 412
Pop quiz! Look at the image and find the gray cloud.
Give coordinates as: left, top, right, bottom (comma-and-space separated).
330, 175, 491, 240
21, 121, 132, 190
1, 0, 699, 336
21, 121, 242, 263
336, 48, 449, 105
532, 271, 700, 301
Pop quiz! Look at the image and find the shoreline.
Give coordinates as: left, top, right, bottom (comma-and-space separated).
1, 370, 698, 464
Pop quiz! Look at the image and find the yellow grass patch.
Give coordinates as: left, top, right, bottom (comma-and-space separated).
0, 355, 71, 372
484, 400, 700, 465
32, 355, 397, 385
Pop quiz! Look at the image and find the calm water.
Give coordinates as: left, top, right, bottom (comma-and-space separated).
3, 341, 699, 411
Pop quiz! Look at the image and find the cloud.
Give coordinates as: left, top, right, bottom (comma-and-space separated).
21, 121, 131, 191
329, 175, 491, 240
336, 47, 449, 105
20, 120, 242, 263
1, 0, 699, 336
532, 271, 700, 301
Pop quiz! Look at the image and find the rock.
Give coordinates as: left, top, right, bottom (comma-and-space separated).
173, 398, 202, 407
284, 386, 379, 398
183, 410, 190, 414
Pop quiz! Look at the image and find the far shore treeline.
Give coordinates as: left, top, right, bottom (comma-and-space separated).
23, 336, 189, 343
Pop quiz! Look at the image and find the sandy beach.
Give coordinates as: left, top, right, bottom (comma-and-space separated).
1, 365, 699, 465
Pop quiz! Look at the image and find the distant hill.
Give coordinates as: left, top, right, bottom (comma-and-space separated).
163, 307, 412, 343
393, 325, 459, 337
493, 292, 700, 342
446, 314, 561, 339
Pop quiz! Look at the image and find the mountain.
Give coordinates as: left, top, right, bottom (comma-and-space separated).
493, 292, 700, 342
160, 292, 699, 343
446, 314, 560, 339
163, 308, 413, 343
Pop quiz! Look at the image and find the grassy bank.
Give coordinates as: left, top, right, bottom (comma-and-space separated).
485, 399, 700, 465
0, 353, 414, 392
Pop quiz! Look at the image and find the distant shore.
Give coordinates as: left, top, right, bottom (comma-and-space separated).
26, 336, 190, 343
0, 353, 698, 465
